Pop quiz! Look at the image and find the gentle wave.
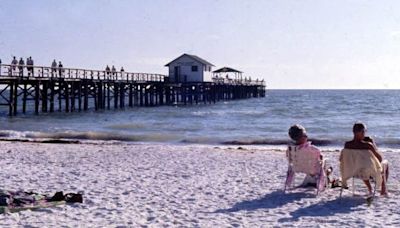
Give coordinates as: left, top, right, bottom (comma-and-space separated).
222, 138, 335, 146
192, 110, 266, 117
0, 130, 180, 143
105, 123, 147, 130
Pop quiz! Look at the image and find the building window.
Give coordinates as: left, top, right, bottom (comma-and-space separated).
192, 66, 198, 72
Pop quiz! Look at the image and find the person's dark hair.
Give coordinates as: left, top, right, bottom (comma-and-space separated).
353, 122, 366, 133
288, 124, 307, 141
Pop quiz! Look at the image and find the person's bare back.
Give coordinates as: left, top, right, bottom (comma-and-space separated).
345, 139, 382, 162
344, 122, 386, 195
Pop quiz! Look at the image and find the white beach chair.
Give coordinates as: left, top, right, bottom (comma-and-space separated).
339, 149, 388, 198
284, 145, 327, 195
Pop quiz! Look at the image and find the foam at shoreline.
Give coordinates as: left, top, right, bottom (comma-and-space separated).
0, 128, 400, 152
0, 136, 395, 154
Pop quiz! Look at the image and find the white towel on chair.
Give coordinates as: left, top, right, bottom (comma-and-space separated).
340, 149, 382, 188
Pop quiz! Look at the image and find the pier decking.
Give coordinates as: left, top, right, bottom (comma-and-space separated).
0, 64, 266, 116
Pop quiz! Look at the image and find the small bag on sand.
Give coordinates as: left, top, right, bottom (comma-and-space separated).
65, 193, 83, 203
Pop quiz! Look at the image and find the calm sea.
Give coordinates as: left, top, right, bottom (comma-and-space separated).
1, 90, 399, 150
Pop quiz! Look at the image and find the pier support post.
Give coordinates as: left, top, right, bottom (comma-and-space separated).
71, 81, 76, 112
158, 85, 164, 105
139, 86, 144, 106
9, 82, 14, 116
13, 80, 18, 115
77, 81, 82, 111
120, 83, 125, 108
165, 86, 170, 105
35, 81, 40, 114
50, 81, 55, 112
114, 83, 118, 109
58, 82, 62, 111
83, 81, 89, 111
97, 82, 103, 110
134, 85, 139, 106
42, 81, 48, 112
128, 84, 133, 107
65, 82, 70, 112
107, 82, 111, 109
144, 85, 149, 107
182, 86, 187, 105
22, 83, 27, 114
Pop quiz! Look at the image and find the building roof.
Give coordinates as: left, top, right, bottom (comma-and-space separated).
213, 67, 242, 73
165, 53, 215, 67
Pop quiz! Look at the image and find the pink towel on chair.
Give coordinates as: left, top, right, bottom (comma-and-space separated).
286, 142, 326, 192
287, 142, 321, 175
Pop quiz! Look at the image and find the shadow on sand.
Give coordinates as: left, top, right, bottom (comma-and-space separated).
214, 189, 366, 221
278, 196, 365, 222
213, 190, 315, 213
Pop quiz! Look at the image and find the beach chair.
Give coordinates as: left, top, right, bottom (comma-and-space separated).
284, 145, 327, 195
339, 149, 388, 198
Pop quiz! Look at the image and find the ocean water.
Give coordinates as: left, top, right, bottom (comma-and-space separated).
0, 90, 399, 149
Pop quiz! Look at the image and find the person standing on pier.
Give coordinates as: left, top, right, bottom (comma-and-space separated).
105, 65, 110, 79
18, 57, 25, 77
120, 67, 125, 80
58, 61, 63, 77
11, 56, 18, 75
51, 59, 57, 77
26, 57, 34, 76
111, 65, 116, 80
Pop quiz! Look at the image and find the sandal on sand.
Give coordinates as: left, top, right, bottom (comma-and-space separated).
331, 179, 346, 189
65, 193, 83, 203
48, 191, 65, 202
47, 192, 83, 203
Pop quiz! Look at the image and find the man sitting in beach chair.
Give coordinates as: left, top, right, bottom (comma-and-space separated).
284, 125, 330, 194
341, 122, 388, 197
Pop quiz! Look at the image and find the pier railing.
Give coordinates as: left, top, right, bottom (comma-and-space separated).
0, 64, 166, 82
211, 77, 265, 86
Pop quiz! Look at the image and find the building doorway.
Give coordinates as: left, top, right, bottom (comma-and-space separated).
174, 66, 180, 82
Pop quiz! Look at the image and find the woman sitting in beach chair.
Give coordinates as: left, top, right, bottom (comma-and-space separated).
284, 125, 330, 194
341, 122, 389, 197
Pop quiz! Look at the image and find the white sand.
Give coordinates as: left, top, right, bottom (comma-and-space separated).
0, 141, 399, 227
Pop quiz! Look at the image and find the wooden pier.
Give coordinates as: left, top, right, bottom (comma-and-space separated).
0, 64, 266, 116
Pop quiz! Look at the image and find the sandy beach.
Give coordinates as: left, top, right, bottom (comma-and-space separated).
0, 141, 399, 227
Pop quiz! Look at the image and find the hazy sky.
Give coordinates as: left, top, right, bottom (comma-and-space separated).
1, 0, 400, 89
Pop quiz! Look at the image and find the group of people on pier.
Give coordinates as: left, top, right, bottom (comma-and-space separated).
1, 57, 126, 80
51, 59, 64, 77
105, 65, 125, 80
0, 56, 64, 77
8, 56, 35, 76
